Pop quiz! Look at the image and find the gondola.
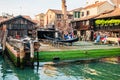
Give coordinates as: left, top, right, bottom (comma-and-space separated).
44, 35, 79, 43
57, 37, 79, 43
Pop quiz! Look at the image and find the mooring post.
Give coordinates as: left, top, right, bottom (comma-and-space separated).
30, 40, 34, 68
37, 51, 39, 67
34, 41, 40, 67
19, 43, 25, 69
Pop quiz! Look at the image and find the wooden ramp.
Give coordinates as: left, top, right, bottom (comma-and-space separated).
0, 30, 8, 53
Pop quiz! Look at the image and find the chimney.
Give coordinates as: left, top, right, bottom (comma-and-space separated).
62, 0, 67, 20
110, 0, 120, 7
61, 0, 67, 31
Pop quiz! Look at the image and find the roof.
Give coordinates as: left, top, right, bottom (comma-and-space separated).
84, 1, 107, 9
0, 17, 11, 23
48, 9, 72, 15
70, 7, 82, 11
80, 15, 99, 21
96, 8, 120, 19
35, 13, 45, 16
32, 20, 39, 24
0, 15, 36, 24
22, 15, 31, 20
72, 15, 100, 22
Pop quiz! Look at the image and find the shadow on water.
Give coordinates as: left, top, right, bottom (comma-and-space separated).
0, 54, 120, 80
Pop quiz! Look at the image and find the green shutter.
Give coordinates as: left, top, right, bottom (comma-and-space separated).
78, 12, 80, 18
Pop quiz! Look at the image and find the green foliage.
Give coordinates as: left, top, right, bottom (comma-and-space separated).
95, 19, 105, 26
95, 19, 120, 26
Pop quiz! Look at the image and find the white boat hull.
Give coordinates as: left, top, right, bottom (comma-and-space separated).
0, 44, 3, 53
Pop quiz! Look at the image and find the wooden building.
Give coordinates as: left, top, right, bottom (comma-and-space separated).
0, 15, 36, 38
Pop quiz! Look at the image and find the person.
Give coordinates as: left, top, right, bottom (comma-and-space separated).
81, 34, 85, 41
68, 32, 73, 39
94, 33, 101, 43
102, 35, 107, 44
64, 33, 71, 40
64, 33, 68, 40
93, 32, 97, 40
16, 34, 20, 39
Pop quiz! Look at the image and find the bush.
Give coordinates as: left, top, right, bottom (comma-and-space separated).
95, 19, 120, 26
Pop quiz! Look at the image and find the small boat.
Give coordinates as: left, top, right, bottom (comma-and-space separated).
0, 44, 3, 54
44, 35, 79, 43
57, 37, 79, 43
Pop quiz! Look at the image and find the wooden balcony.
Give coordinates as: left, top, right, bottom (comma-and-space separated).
95, 25, 120, 31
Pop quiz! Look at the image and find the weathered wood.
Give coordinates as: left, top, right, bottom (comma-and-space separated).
0, 15, 36, 38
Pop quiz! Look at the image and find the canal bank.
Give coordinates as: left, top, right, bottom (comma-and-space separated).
38, 48, 120, 62
37, 41, 120, 62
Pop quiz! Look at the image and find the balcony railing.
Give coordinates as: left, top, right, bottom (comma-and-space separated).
95, 24, 120, 31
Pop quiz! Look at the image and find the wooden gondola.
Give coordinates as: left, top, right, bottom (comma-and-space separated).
44, 35, 79, 43
57, 37, 79, 43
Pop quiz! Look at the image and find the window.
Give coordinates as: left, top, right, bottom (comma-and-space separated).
86, 11, 90, 16
78, 12, 80, 18
57, 14, 61, 19
82, 12, 84, 17
50, 15, 51, 18
68, 15, 73, 19
74, 12, 77, 18
41, 16, 44, 18
74, 12, 80, 18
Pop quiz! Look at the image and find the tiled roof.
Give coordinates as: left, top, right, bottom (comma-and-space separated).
84, 1, 107, 9
0, 17, 10, 23
0, 15, 36, 24
49, 9, 72, 15
96, 8, 120, 19
70, 7, 82, 11
32, 20, 39, 24
35, 13, 45, 16
80, 15, 99, 21
22, 15, 31, 20
72, 15, 99, 22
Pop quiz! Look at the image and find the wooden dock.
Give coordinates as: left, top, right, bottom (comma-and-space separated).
5, 39, 40, 69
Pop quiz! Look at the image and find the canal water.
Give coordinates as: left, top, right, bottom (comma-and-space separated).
0, 55, 120, 80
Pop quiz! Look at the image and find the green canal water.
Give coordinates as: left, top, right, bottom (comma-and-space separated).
0, 55, 120, 80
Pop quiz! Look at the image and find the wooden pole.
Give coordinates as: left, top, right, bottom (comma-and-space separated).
30, 40, 34, 68
34, 42, 40, 67
19, 43, 25, 69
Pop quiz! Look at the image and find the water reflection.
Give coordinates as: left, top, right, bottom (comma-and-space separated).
0, 55, 40, 80
0, 55, 120, 80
